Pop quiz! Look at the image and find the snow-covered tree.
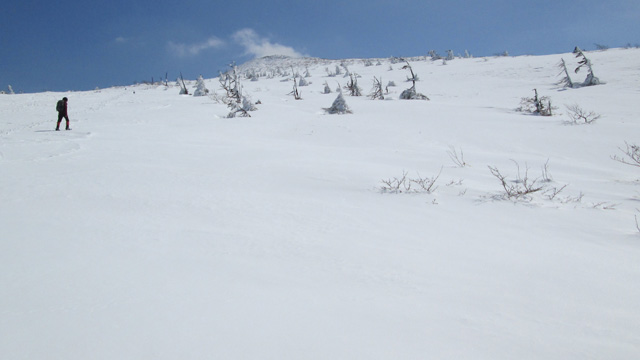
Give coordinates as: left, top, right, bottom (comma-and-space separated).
325, 67, 336, 77
573, 47, 601, 86
446, 50, 455, 61
290, 77, 302, 100
178, 73, 189, 95
7, 85, 15, 94
404, 63, 419, 83
556, 58, 574, 88
193, 75, 209, 97
341, 63, 351, 78
369, 77, 384, 100
400, 61, 428, 100
344, 74, 362, 96
219, 63, 256, 117
322, 81, 332, 94
324, 91, 352, 114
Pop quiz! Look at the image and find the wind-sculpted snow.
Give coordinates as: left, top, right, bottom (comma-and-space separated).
1, 48, 640, 360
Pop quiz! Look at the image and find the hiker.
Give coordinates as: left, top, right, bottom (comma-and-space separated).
56, 97, 71, 131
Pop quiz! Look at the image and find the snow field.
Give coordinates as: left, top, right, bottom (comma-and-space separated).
1, 48, 640, 359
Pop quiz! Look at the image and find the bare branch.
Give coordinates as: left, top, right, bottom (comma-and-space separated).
565, 104, 601, 124
612, 141, 640, 168
488, 162, 544, 199
380, 169, 441, 194
447, 146, 468, 167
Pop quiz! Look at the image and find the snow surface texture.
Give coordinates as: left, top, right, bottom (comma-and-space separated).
2, 48, 640, 359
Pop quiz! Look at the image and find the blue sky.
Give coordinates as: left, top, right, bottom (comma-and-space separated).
2, 0, 638, 93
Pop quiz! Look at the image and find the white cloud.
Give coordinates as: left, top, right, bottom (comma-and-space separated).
167, 37, 225, 57
114, 36, 128, 44
232, 28, 306, 58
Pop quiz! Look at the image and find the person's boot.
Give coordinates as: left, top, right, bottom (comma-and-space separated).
56, 121, 61, 131
65, 120, 70, 130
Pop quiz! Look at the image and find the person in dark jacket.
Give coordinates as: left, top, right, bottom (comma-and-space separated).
56, 97, 70, 131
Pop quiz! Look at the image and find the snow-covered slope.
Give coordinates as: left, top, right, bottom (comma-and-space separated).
2, 48, 639, 359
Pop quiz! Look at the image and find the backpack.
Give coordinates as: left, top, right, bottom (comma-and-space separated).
56, 100, 64, 112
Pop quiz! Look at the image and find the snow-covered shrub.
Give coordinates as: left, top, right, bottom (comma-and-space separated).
193, 75, 209, 97
429, 50, 441, 60
517, 89, 554, 116
298, 76, 309, 87
7, 85, 15, 95
226, 96, 257, 118
400, 87, 429, 100
325, 67, 336, 77
324, 92, 352, 114
242, 97, 257, 111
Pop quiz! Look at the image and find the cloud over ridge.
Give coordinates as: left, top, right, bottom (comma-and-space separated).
167, 37, 225, 57
232, 29, 306, 58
